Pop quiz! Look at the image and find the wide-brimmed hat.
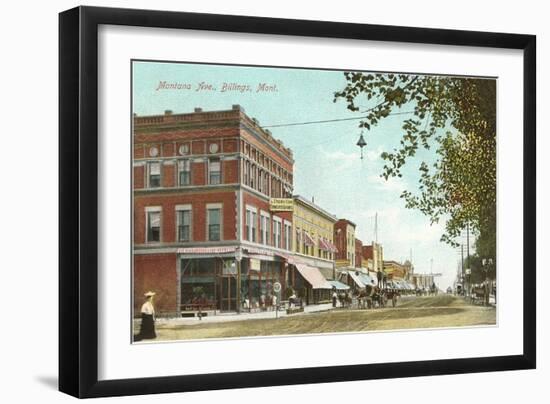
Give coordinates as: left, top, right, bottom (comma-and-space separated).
144, 291, 156, 297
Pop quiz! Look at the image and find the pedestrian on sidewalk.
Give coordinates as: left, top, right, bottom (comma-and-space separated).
135, 291, 156, 341
332, 290, 338, 308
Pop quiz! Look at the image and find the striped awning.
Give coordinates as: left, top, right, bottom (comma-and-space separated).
318, 238, 331, 251
177, 246, 236, 254
303, 232, 316, 247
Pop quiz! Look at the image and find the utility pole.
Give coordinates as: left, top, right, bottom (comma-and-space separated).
466, 222, 470, 266
466, 223, 470, 296
461, 244, 464, 295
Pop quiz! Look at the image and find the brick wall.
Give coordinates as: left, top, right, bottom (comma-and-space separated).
355, 239, 363, 268
223, 159, 239, 183
162, 163, 175, 187
191, 161, 206, 186
334, 221, 348, 260
162, 142, 175, 157
134, 190, 237, 244
134, 165, 144, 189
134, 253, 178, 316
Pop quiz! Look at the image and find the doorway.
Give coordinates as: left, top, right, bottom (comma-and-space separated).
219, 276, 237, 312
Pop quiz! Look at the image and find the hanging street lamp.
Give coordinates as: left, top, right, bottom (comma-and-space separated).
356, 132, 367, 159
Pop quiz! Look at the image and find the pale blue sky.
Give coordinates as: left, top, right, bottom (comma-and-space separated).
133, 60, 462, 289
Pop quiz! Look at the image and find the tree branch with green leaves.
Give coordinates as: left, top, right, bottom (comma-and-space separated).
334, 73, 496, 254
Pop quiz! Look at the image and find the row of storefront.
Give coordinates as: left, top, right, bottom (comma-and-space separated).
175, 245, 342, 314
175, 246, 420, 316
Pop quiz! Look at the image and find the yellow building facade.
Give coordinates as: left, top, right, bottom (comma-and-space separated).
292, 196, 338, 278
383, 260, 409, 280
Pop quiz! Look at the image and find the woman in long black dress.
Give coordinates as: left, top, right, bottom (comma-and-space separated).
135, 291, 156, 341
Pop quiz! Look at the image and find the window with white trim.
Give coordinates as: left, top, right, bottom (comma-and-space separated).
207, 206, 221, 241
273, 219, 281, 249
148, 161, 161, 188
176, 207, 191, 242
251, 211, 257, 242
246, 207, 257, 242
244, 160, 249, 185
178, 159, 191, 186
209, 158, 221, 185
260, 213, 270, 245
250, 164, 256, 188
146, 209, 161, 242
284, 222, 292, 251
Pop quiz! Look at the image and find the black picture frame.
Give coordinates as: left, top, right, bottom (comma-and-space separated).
59, 6, 536, 398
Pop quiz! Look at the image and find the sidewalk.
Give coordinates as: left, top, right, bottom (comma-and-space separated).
149, 302, 335, 326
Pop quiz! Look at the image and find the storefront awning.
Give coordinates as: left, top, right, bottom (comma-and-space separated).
295, 263, 333, 289
177, 246, 236, 254
328, 280, 350, 290
303, 232, 316, 247
318, 238, 330, 251
348, 271, 366, 289
359, 273, 377, 287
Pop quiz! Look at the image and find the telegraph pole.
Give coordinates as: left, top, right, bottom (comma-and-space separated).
466, 222, 470, 296
466, 222, 470, 266
461, 244, 464, 295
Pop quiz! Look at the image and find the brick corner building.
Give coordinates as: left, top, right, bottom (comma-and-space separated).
133, 106, 295, 316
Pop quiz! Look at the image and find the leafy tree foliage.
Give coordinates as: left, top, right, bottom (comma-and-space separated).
334, 73, 496, 253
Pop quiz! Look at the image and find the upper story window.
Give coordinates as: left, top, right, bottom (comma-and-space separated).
207, 206, 221, 241
250, 164, 256, 189
209, 158, 221, 185
284, 222, 292, 251
246, 208, 257, 243
260, 213, 270, 245
148, 162, 161, 188
244, 160, 250, 185
146, 209, 161, 242
178, 160, 191, 186
273, 219, 281, 249
176, 207, 191, 242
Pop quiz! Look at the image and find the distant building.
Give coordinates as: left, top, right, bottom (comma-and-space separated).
383, 260, 410, 280
362, 242, 384, 274
355, 239, 363, 268
334, 219, 357, 268
412, 273, 436, 289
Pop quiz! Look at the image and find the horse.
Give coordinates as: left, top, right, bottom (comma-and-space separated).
338, 292, 352, 308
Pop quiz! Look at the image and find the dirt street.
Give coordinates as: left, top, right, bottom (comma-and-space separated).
136, 294, 496, 342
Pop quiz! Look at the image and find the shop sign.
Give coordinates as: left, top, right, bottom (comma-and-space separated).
270, 198, 293, 212
250, 258, 261, 271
